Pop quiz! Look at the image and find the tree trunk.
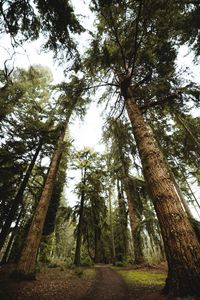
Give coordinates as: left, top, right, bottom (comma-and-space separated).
0, 204, 25, 264
169, 168, 194, 219
124, 177, 145, 264
125, 90, 200, 297
108, 189, 116, 265
173, 111, 200, 155
13, 130, 65, 279
117, 179, 128, 261
74, 169, 86, 266
113, 120, 145, 264
182, 171, 200, 211
94, 227, 100, 263
0, 141, 42, 251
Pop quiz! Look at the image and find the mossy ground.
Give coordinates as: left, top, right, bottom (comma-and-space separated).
116, 269, 166, 287
83, 268, 96, 280
73, 267, 96, 279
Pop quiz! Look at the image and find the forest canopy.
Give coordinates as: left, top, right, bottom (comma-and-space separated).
0, 1, 200, 298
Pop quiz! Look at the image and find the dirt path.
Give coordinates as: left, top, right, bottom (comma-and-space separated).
82, 265, 130, 300
0, 264, 176, 300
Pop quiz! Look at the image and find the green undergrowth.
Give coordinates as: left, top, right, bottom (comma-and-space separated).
74, 267, 96, 280
117, 270, 166, 287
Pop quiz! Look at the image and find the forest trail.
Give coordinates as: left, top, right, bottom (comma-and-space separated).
0, 264, 176, 300
82, 265, 129, 300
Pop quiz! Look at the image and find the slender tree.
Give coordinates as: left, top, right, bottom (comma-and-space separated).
13, 77, 89, 278
103, 118, 145, 263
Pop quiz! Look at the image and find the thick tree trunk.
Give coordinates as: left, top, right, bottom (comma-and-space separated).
0, 142, 42, 251
74, 169, 86, 266
124, 177, 145, 264
125, 91, 200, 297
13, 130, 65, 279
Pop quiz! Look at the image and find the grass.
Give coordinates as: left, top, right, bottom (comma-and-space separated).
83, 268, 96, 280
117, 270, 166, 287
74, 267, 96, 280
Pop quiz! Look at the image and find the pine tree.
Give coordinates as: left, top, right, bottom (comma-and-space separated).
84, 1, 200, 296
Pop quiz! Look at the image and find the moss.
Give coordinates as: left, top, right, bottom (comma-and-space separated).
117, 270, 166, 287
74, 267, 83, 277
83, 268, 96, 280
74, 267, 96, 280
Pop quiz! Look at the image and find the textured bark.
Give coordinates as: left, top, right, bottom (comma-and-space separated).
125, 90, 200, 297
124, 177, 145, 264
0, 142, 42, 251
14, 130, 64, 278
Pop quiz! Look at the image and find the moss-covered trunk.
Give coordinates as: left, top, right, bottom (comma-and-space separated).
125, 90, 200, 297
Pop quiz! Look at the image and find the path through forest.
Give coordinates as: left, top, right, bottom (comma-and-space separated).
83, 265, 129, 299
0, 264, 176, 300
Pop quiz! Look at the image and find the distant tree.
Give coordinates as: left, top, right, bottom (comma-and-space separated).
73, 148, 107, 266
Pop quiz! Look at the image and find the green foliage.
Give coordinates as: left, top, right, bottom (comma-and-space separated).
74, 267, 83, 277
117, 269, 166, 287
72, 148, 109, 264
0, 65, 55, 232
0, 0, 84, 57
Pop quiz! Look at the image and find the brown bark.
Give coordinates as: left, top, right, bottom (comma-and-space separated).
14, 130, 65, 278
125, 89, 200, 297
113, 120, 144, 264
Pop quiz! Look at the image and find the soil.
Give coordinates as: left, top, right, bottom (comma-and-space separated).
82, 265, 128, 299
0, 263, 180, 300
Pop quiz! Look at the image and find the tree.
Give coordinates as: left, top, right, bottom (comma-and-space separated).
13, 76, 89, 278
73, 148, 108, 266
0, 0, 83, 59
103, 117, 145, 263
85, 1, 200, 296
0, 66, 55, 254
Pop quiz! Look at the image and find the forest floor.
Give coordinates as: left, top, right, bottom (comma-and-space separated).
0, 262, 195, 300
